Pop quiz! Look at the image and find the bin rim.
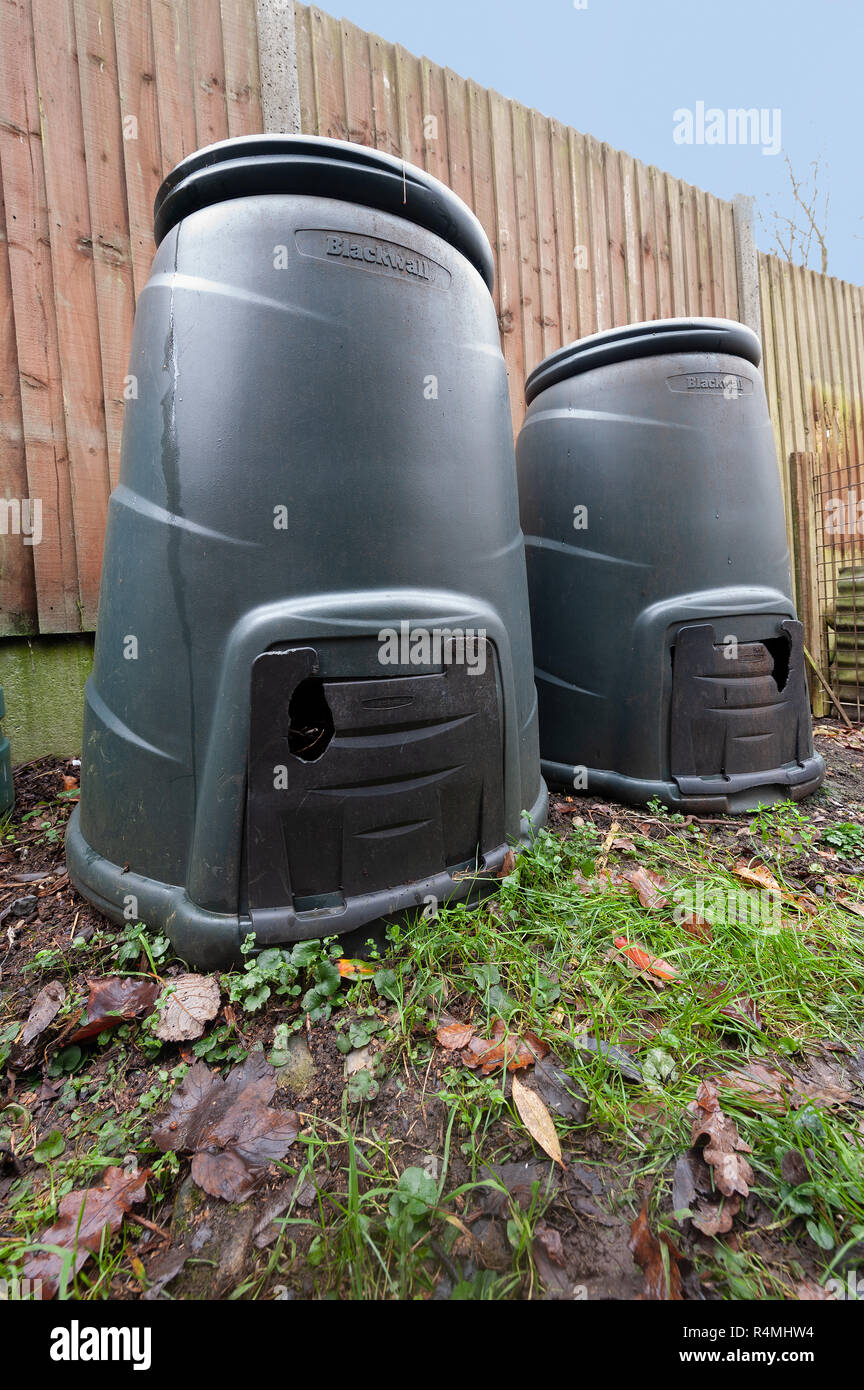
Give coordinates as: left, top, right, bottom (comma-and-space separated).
153, 134, 495, 290
524, 316, 762, 404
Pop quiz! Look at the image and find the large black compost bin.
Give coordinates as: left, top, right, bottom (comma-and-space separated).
67, 135, 546, 968
516, 317, 824, 812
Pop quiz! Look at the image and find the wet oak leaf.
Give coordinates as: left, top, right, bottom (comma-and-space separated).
154, 973, 221, 1042
22, 1165, 149, 1298
691, 1194, 740, 1236
691, 1080, 754, 1198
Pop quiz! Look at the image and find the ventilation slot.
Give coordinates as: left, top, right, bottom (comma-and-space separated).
764, 634, 791, 693
287, 678, 334, 761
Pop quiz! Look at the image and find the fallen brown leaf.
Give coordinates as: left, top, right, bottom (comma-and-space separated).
436, 1019, 476, 1051
613, 936, 679, 982
716, 1060, 852, 1112
153, 973, 220, 1042
70, 976, 160, 1043
628, 1199, 683, 1300
464, 1019, 549, 1074
497, 849, 516, 878
22, 1166, 149, 1297
680, 913, 713, 943
152, 1054, 300, 1201
625, 866, 670, 911
691, 1080, 754, 1199
733, 860, 783, 894
20, 981, 66, 1047
733, 859, 817, 916
511, 1073, 564, 1167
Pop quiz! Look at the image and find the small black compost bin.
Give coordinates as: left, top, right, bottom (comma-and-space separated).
67, 136, 546, 967
516, 317, 824, 812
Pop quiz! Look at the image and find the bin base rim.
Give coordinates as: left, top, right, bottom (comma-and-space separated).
541, 757, 825, 815
66, 783, 548, 970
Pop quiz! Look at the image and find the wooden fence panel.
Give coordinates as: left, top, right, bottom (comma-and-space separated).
0, 0, 262, 633
0, 0, 81, 633
2, 0, 863, 652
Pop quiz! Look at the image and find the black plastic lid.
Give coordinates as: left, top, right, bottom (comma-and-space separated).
524, 317, 762, 403
153, 134, 495, 290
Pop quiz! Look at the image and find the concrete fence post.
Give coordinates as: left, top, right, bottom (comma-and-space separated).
255, 0, 301, 134
732, 193, 763, 350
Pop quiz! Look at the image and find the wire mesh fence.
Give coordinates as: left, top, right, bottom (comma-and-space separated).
813, 457, 864, 722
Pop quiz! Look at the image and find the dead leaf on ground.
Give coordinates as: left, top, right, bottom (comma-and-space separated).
795, 1279, 833, 1300
532, 1221, 570, 1294
733, 859, 783, 893
628, 1199, 683, 1300
497, 849, 516, 878
534, 1054, 589, 1123
672, 1145, 739, 1235
511, 1073, 564, 1168
691, 1195, 740, 1236
691, 1080, 754, 1199
716, 1060, 852, 1112
337, 958, 375, 979
624, 865, 670, 911
700, 983, 764, 1033
437, 1014, 549, 1074
436, 1019, 476, 1051
22, 1166, 149, 1298
20, 981, 66, 1047
152, 1054, 300, 1201
70, 976, 160, 1043
571, 1034, 643, 1082
613, 936, 679, 982
733, 859, 817, 916
780, 1150, 811, 1186
680, 913, 713, 943
153, 973, 220, 1042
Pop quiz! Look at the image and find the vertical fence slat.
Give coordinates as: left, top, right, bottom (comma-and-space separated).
488, 87, 522, 433
32, 0, 111, 629
187, 0, 229, 147
604, 145, 627, 326
510, 98, 542, 378
340, 15, 373, 147
308, 7, 348, 143
0, 170, 37, 633
549, 118, 578, 347
531, 110, 559, 360
0, 0, 81, 632
114, 0, 162, 303
150, 0, 197, 171
220, 0, 262, 137
73, 0, 135, 489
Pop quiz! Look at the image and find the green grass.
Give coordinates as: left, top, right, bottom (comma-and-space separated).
3, 796, 864, 1300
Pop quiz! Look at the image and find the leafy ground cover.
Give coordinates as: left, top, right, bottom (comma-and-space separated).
1, 721, 863, 1301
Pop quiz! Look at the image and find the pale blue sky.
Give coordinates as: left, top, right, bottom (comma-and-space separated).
329, 0, 862, 286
